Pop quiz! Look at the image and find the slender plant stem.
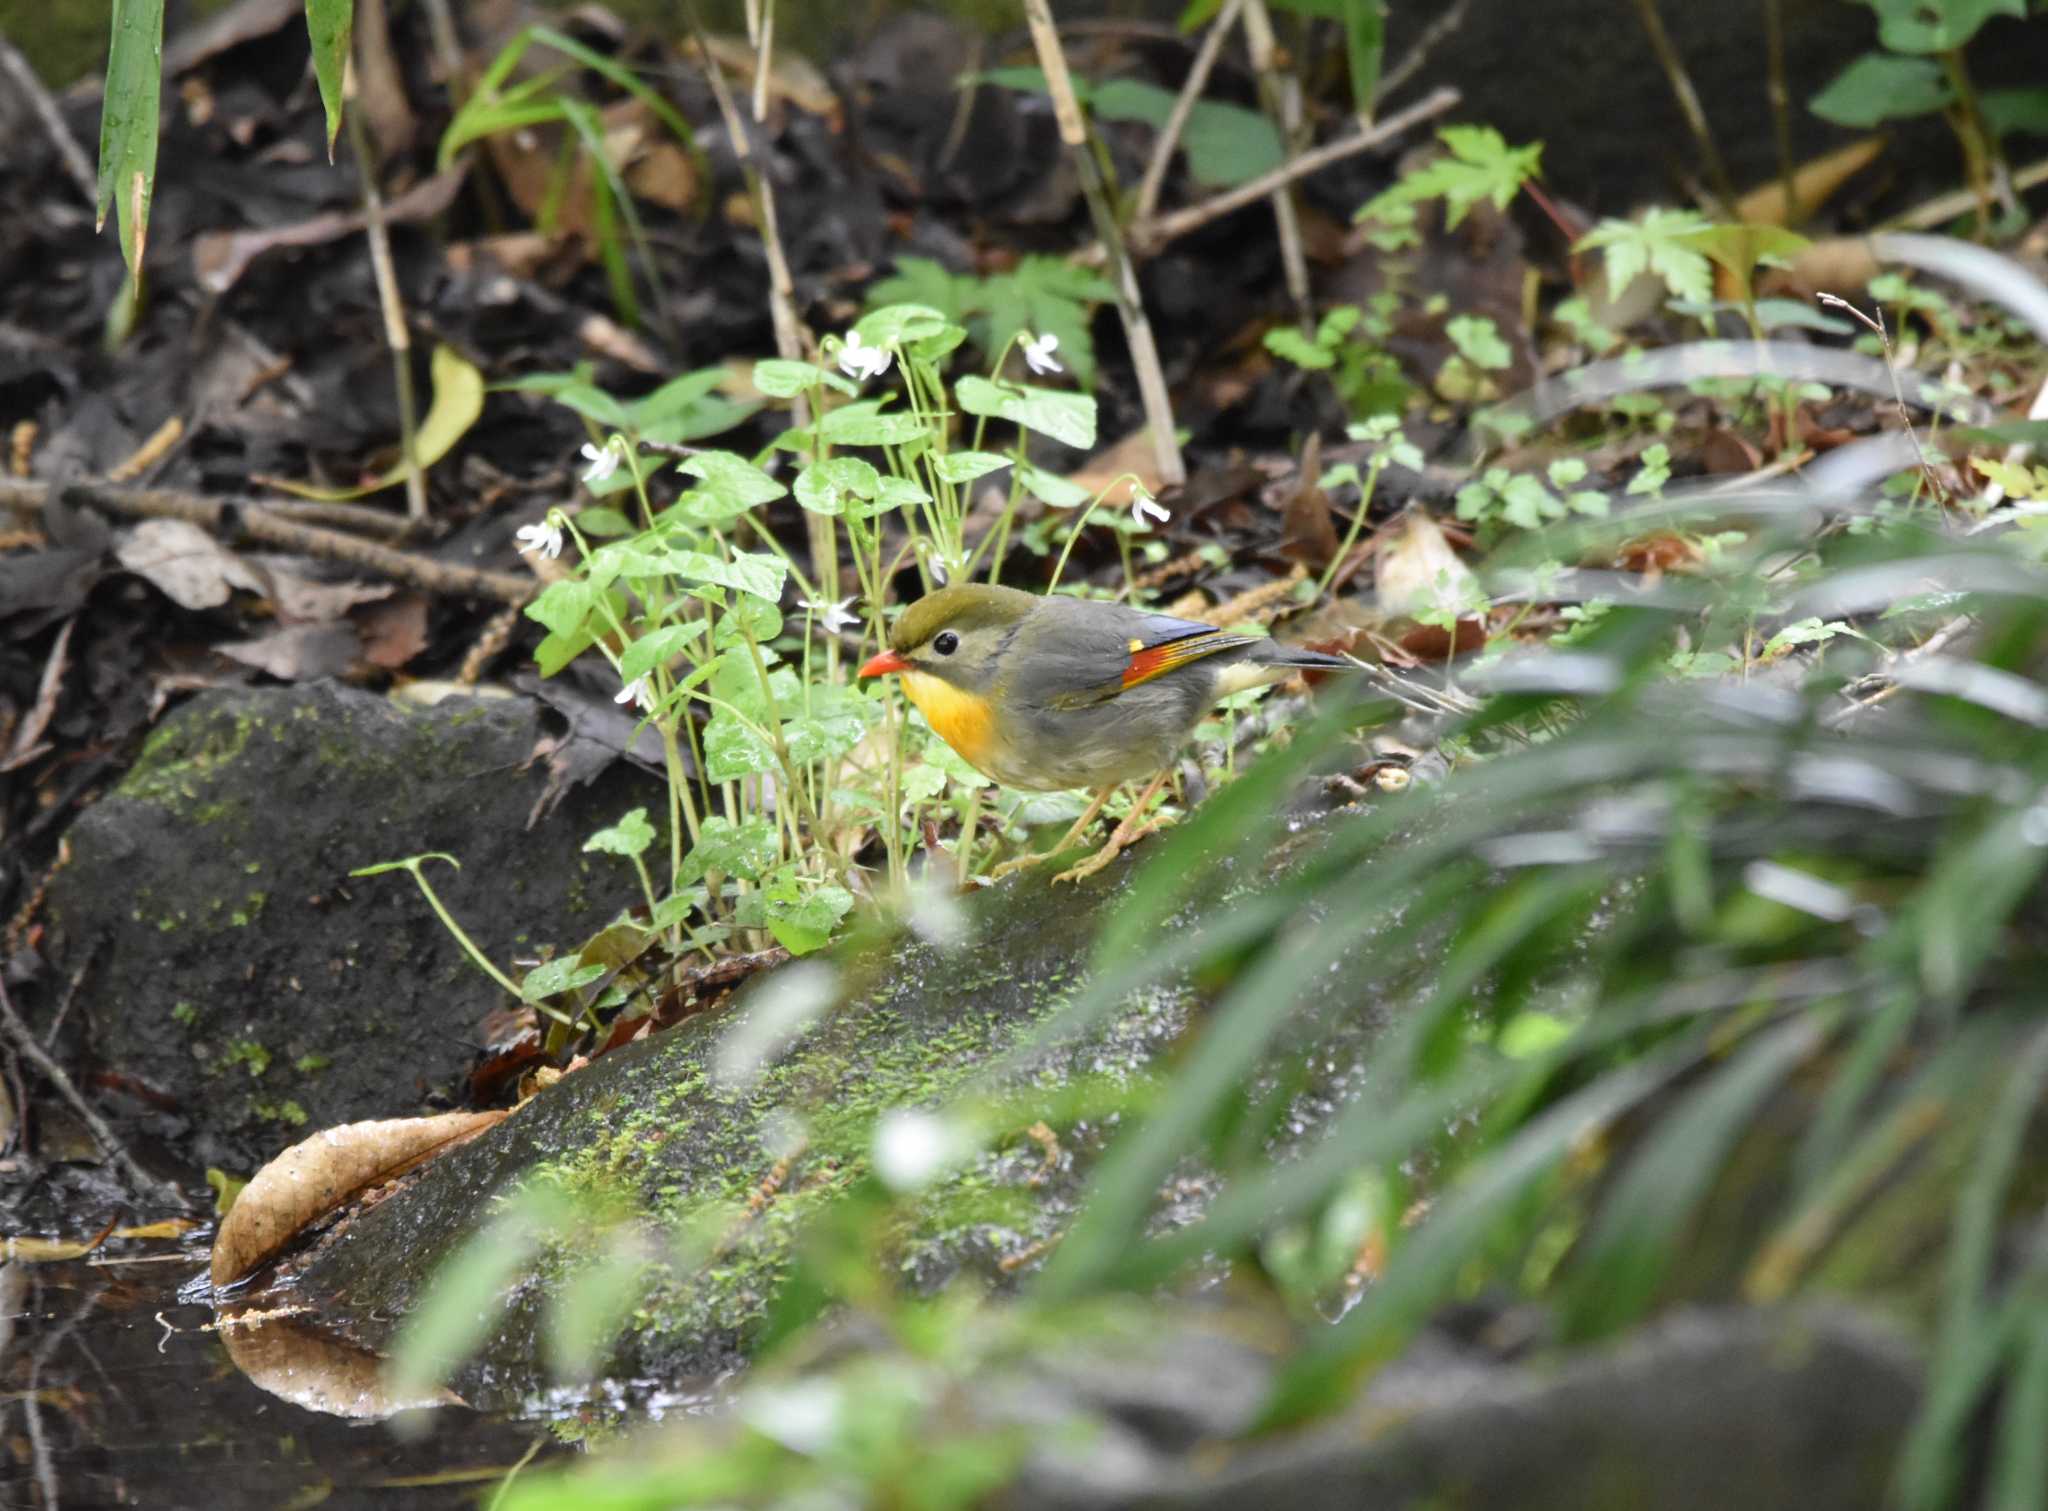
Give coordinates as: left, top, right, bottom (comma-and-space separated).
1625, 0, 1735, 213
1763, 0, 1800, 226
1241, 0, 1312, 330
343, 57, 428, 522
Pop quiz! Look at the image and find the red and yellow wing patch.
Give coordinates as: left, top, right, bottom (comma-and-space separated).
1118, 630, 1257, 691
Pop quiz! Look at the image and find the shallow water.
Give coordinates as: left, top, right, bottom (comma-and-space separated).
0, 1246, 579, 1511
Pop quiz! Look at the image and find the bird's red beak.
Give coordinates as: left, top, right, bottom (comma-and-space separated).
858, 649, 911, 679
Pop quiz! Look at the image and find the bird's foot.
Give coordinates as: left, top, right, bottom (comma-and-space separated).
1051, 816, 1166, 885
987, 849, 1056, 882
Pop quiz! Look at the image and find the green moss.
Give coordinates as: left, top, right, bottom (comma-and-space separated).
294, 1053, 332, 1074
255, 1099, 309, 1127
222, 1040, 272, 1079
123, 709, 263, 808
171, 1001, 199, 1027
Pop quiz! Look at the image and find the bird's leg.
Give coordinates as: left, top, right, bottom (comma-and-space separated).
988, 785, 1116, 881
1053, 768, 1174, 886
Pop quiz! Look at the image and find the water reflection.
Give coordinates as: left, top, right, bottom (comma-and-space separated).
0, 1253, 571, 1509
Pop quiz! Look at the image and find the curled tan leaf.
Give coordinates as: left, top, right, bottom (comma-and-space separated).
210, 1110, 508, 1287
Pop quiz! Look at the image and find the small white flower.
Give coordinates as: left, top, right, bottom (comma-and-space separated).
800, 595, 860, 635
614, 675, 654, 712
580, 441, 621, 484
1129, 482, 1171, 529
1021, 329, 1063, 376
928, 553, 949, 585
836, 330, 892, 382
514, 516, 564, 559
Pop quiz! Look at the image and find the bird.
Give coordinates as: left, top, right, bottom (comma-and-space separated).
857, 583, 1352, 883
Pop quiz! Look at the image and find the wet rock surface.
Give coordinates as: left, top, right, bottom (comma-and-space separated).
286, 813, 1402, 1401
44, 681, 656, 1171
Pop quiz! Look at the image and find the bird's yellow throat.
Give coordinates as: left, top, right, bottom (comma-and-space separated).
900, 670, 996, 770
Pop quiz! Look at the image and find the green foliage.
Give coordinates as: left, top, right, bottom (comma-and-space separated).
979, 67, 1283, 190
1575, 208, 1715, 304
436, 26, 704, 326
1354, 126, 1544, 249
95, 0, 164, 274
866, 256, 1118, 385
1262, 296, 1411, 418
303, 0, 352, 156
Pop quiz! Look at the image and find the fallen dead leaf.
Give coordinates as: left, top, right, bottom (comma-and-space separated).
1733, 137, 1885, 228
216, 623, 363, 681
1063, 427, 1170, 504
115, 519, 263, 610
1375, 511, 1478, 619
210, 1110, 508, 1287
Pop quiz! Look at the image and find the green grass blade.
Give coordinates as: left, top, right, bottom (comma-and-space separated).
1563, 1010, 1828, 1341
96, 0, 165, 272
304, 0, 353, 159
1259, 1029, 1712, 1429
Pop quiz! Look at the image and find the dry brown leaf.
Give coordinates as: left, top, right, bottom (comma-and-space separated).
115, 519, 263, 610
1759, 237, 1885, 302
351, 592, 430, 669
210, 1110, 508, 1287
1063, 427, 1170, 504
1375, 511, 1478, 620
216, 623, 363, 681
1733, 138, 1886, 227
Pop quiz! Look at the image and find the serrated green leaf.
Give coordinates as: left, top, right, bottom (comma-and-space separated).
1017, 460, 1093, 508
819, 402, 931, 448
753, 359, 831, 397
855, 303, 951, 347
680, 815, 780, 883
525, 579, 597, 638
520, 957, 609, 1002
1574, 208, 1716, 305
584, 807, 657, 858
795, 457, 881, 516
935, 451, 1013, 484
618, 621, 706, 682
667, 550, 786, 602
955, 376, 1098, 450
677, 450, 786, 514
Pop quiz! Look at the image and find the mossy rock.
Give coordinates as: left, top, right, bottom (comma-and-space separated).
286, 812, 1398, 1403
45, 682, 657, 1171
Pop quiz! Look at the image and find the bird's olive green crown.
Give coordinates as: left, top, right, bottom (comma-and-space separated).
888, 583, 1038, 653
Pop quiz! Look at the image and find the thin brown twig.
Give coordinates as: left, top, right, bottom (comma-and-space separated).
0, 975, 188, 1204
1624, 0, 1735, 213
1763, 0, 1800, 226
1374, 0, 1470, 104
1100, 84, 1460, 264
1815, 292, 1946, 506
1241, 0, 1312, 329
0, 478, 536, 604
0, 37, 95, 207
1133, 0, 1245, 226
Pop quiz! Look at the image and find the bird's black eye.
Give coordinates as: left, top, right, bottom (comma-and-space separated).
933, 630, 959, 656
